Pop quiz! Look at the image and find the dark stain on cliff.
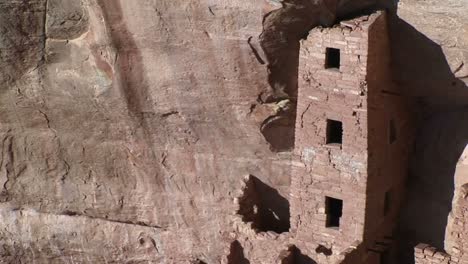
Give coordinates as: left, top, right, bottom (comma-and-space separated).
92, 0, 167, 224
96, 0, 152, 118
0, 1, 47, 88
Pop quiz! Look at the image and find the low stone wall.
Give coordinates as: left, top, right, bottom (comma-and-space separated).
414, 244, 455, 264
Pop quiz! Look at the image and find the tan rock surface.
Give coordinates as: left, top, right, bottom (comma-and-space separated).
0, 0, 290, 262
398, 0, 468, 82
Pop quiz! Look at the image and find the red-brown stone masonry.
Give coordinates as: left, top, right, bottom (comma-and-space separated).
445, 184, 468, 263
291, 11, 416, 261
291, 14, 377, 253
414, 244, 455, 264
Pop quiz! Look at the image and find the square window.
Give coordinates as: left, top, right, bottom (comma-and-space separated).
325, 196, 343, 228
325, 48, 341, 69
326, 119, 343, 145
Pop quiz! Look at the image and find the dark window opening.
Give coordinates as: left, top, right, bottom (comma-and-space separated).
325, 196, 343, 228
325, 48, 340, 69
326, 119, 343, 145
384, 190, 391, 216
389, 119, 397, 144
236, 175, 290, 233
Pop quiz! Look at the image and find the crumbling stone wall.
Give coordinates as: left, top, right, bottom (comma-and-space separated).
445, 183, 468, 262
414, 244, 454, 264
291, 13, 372, 253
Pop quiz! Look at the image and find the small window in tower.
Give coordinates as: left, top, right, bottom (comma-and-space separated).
384, 190, 391, 216
325, 196, 343, 228
326, 119, 343, 145
325, 48, 340, 69
389, 119, 397, 144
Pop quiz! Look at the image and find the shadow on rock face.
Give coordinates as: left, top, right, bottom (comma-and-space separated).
0, 0, 90, 88
260, 0, 342, 102
227, 241, 250, 264
46, 0, 89, 40
260, 105, 296, 152
257, 1, 340, 154
237, 175, 291, 233
389, 16, 468, 110
389, 14, 468, 263
280, 245, 317, 264
0, 1, 47, 87
257, 0, 392, 153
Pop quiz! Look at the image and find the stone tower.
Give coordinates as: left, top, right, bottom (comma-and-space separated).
290, 11, 414, 261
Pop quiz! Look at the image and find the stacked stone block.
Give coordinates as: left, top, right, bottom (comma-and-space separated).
290, 13, 376, 252
414, 244, 455, 264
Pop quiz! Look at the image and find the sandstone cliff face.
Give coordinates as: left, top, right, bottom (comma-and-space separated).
398, 0, 468, 83
0, 0, 467, 263
0, 0, 293, 262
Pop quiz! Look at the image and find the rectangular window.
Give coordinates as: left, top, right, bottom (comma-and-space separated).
384, 190, 391, 216
326, 119, 343, 145
325, 196, 343, 228
325, 48, 340, 69
389, 119, 397, 144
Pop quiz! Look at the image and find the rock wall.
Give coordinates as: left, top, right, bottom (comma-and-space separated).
395, 0, 468, 262
414, 244, 453, 264
445, 184, 468, 262
0, 0, 290, 262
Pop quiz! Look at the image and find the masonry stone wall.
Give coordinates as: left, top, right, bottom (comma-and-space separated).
414, 244, 454, 264
291, 12, 372, 253
290, 11, 415, 261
